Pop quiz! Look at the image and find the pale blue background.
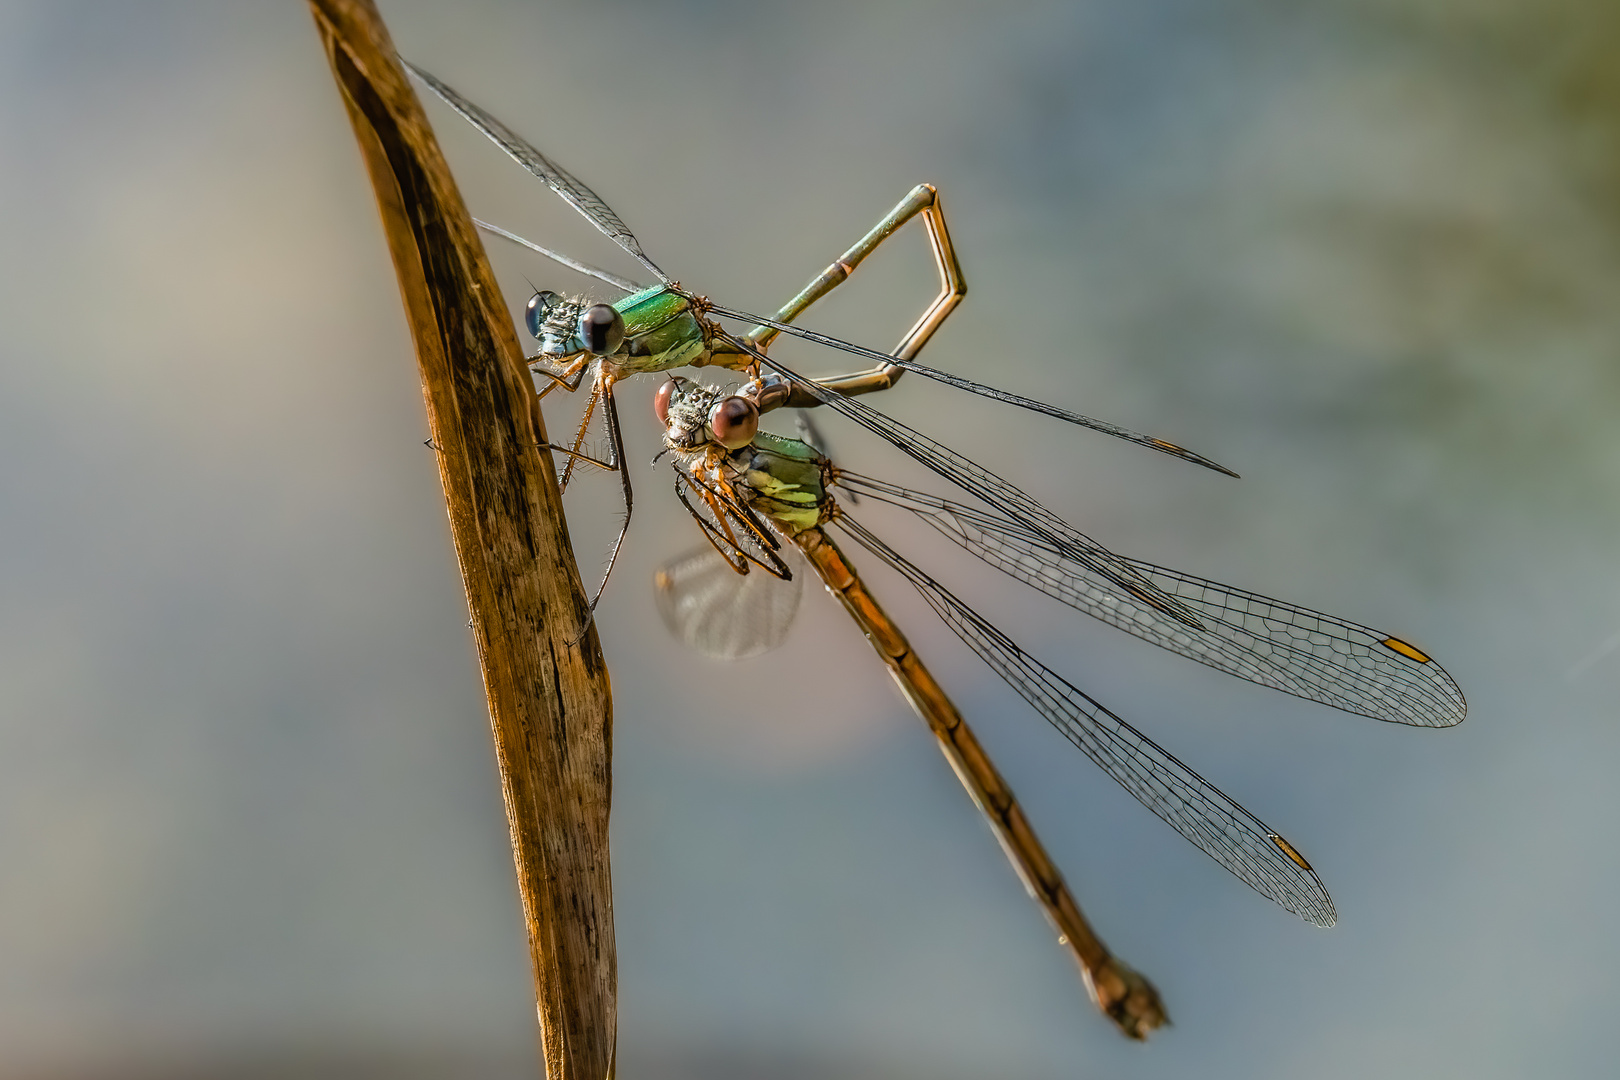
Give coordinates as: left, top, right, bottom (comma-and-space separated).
2, 1, 1616, 1076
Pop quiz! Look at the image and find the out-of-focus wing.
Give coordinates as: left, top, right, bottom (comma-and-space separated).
655, 546, 802, 660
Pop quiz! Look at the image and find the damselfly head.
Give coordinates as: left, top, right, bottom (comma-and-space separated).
658, 377, 744, 452
657, 376, 709, 448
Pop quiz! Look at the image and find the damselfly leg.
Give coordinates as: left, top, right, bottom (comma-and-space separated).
530, 366, 635, 610
590, 376, 633, 611
552, 374, 608, 492
533, 352, 591, 401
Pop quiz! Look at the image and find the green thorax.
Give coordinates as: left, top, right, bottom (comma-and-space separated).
727, 431, 832, 535
608, 287, 750, 376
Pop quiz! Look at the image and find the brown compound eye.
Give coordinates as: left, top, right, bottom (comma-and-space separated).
708, 396, 759, 449
653, 378, 678, 426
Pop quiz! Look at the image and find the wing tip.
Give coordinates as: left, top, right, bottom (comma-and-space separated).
1380, 635, 1433, 664
1147, 437, 1242, 478
1269, 832, 1314, 872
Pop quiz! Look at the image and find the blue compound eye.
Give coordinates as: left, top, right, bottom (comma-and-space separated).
525, 291, 561, 340
579, 303, 626, 356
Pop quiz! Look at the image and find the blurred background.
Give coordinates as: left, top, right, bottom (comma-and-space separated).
3, 0, 1618, 1076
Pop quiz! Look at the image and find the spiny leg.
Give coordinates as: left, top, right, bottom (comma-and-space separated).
746, 183, 966, 403
541, 375, 618, 473
557, 374, 604, 493
533, 354, 590, 401
685, 476, 754, 559
547, 442, 619, 471
584, 376, 633, 612
701, 481, 764, 560
696, 483, 745, 553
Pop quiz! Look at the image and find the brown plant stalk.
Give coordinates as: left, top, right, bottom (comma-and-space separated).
307, 3, 616, 1077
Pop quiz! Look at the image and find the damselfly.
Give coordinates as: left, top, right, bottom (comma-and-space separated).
406, 63, 1238, 611
407, 63, 1466, 1038
649, 375, 1462, 1036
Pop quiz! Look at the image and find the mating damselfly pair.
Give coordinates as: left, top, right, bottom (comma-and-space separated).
407, 61, 1465, 1039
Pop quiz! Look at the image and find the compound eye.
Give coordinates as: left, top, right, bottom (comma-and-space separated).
525, 291, 560, 340
709, 396, 759, 449
579, 303, 626, 356
653, 378, 678, 426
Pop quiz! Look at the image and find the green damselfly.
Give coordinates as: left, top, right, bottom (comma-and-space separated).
408, 62, 1466, 1038
407, 63, 1237, 612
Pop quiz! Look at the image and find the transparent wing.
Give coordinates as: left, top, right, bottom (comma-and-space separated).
708, 303, 1237, 477
655, 545, 803, 660
404, 62, 669, 283
838, 514, 1336, 927
721, 340, 1203, 630
838, 472, 1465, 729
475, 218, 644, 293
